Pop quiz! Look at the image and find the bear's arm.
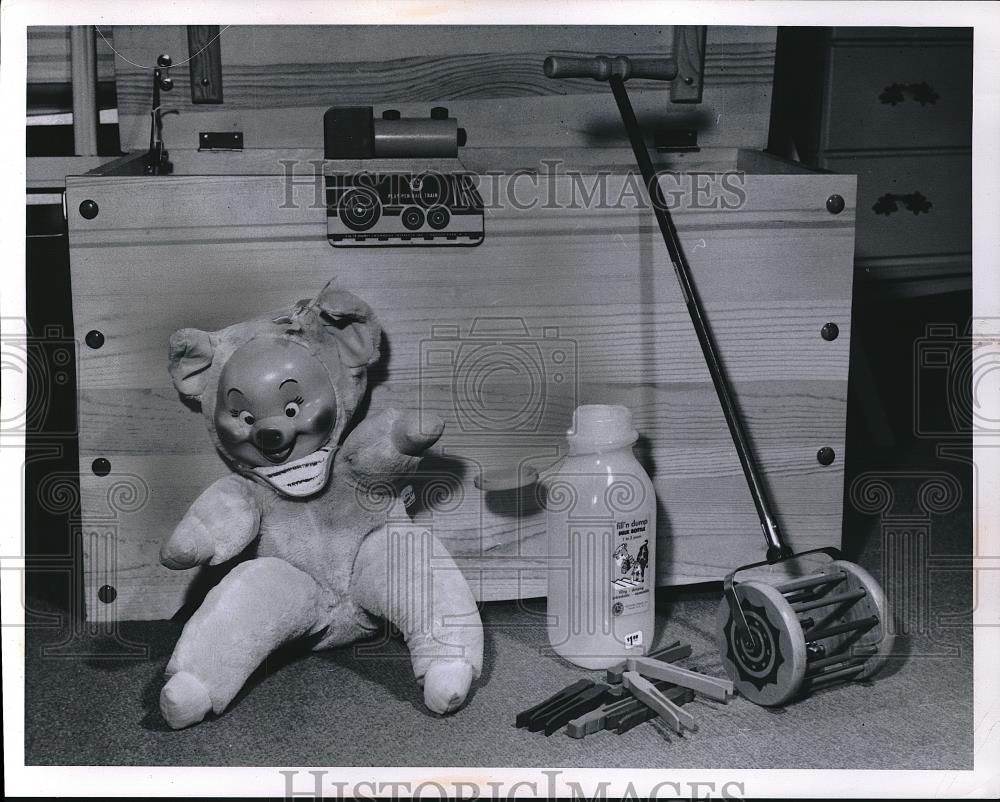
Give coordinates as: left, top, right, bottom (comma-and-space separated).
338, 408, 444, 485
160, 474, 263, 569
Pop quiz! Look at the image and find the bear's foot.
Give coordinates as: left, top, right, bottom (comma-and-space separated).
422, 660, 474, 715
160, 671, 213, 729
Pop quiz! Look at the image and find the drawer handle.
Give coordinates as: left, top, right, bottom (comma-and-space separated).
873, 191, 933, 216
879, 81, 939, 106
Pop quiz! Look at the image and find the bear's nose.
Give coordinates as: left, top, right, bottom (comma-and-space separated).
256, 427, 285, 451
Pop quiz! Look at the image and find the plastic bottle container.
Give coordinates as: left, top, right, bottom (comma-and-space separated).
545, 404, 657, 669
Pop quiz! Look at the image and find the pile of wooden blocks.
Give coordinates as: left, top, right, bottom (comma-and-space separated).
515, 641, 735, 738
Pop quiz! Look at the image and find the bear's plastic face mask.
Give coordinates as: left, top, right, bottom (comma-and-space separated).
214, 339, 339, 495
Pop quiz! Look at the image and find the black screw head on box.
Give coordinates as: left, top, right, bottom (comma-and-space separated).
92, 457, 111, 477
79, 199, 99, 219
98, 585, 117, 604
382, 109, 401, 120
200, 76, 210, 86
821, 322, 840, 341
430, 106, 449, 120
817, 447, 836, 466
826, 194, 846, 215
85, 330, 105, 349
157, 54, 172, 67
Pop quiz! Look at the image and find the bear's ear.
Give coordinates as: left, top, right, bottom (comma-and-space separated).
168, 328, 216, 399
312, 284, 382, 369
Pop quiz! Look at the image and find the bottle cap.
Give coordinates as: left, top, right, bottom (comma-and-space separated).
567, 404, 638, 455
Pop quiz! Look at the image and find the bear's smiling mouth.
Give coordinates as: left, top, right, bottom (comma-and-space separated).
251, 444, 337, 497
262, 442, 295, 464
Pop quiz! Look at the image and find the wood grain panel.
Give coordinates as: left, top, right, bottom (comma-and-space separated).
78, 446, 844, 621
670, 26, 707, 103
67, 173, 850, 236
66, 162, 856, 620
186, 25, 224, 104
109, 25, 776, 153
66, 172, 855, 387
27, 25, 116, 85
70, 302, 849, 390
155, 146, 748, 176
78, 380, 849, 455
114, 96, 772, 158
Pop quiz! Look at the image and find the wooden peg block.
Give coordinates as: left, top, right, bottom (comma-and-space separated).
622, 671, 696, 734
604, 683, 687, 732
615, 687, 694, 735
541, 684, 611, 736
570, 678, 681, 738
568, 695, 641, 738
524, 680, 599, 732
603, 696, 650, 732
566, 704, 613, 739
606, 640, 690, 683
515, 678, 592, 728
626, 657, 735, 702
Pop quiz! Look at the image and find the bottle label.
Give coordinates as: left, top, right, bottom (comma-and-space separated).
611, 516, 651, 615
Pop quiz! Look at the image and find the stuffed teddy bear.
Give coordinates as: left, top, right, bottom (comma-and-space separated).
158, 279, 483, 729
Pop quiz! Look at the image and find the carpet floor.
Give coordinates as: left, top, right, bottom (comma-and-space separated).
24, 446, 972, 769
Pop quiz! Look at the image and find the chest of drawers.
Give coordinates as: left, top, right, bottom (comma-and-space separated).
772, 27, 972, 294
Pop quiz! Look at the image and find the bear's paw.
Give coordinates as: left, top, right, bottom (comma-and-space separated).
422, 660, 474, 715
160, 671, 213, 729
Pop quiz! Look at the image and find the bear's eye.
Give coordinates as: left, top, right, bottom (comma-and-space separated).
234, 410, 255, 426
284, 401, 300, 418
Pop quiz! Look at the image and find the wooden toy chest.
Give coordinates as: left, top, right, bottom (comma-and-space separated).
64, 25, 858, 622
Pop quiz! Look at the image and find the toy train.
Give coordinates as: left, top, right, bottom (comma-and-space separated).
323, 105, 484, 247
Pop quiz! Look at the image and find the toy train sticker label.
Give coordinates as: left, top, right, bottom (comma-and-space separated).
611, 518, 651, 616
326, 172, 484, 247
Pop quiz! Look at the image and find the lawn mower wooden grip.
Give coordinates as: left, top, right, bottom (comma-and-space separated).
543, 54, 679, 82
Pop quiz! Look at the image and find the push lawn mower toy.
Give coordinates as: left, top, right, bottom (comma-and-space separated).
543, 54, 893, 706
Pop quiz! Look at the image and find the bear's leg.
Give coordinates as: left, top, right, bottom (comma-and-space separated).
350, 524, 484, 715
160, 557, 321, 729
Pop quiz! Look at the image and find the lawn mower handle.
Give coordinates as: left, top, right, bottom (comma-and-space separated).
545, 61, 792, 564
543, 55, 678, 82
